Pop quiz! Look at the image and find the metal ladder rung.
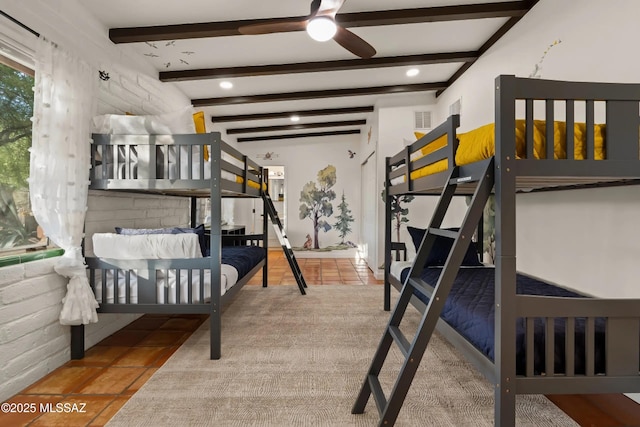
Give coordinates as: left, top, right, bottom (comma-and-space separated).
407, 278, 434, 299
427, 228, 458, 239
388, 326, 410, 357
368, 375, 387, 417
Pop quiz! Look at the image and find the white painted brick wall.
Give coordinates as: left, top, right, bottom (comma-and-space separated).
0, 259, 67, 401
1, 0, 195, 402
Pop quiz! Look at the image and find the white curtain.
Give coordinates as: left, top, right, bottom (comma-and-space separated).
29, 37, 98, 325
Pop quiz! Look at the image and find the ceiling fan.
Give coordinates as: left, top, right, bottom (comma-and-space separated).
238, 0, 376, 59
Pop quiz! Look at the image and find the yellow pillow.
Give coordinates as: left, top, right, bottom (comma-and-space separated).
413, 132, 447, 159
513, 120, 606, 160
193, 111, 209, 161
456, 121, 606, 165
455, 123, 497, 166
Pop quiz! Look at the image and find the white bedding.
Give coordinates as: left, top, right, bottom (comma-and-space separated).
91, 233, 238, 304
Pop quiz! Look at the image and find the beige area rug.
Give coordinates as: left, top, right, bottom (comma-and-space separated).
108, 285, 578, 427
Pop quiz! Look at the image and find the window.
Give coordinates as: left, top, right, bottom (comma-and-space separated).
0, 56, 47, 255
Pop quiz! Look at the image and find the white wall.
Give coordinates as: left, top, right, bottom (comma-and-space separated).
0, 0, 192, 402
232, 134, 362, 253
371, 99, 471, 271
432, 0, 640, 298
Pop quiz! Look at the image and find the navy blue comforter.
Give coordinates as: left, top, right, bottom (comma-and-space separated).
221, 246, 266, 279
400, 267, 605, 375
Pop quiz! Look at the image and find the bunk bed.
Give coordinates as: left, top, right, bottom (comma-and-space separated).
353, 75, 640, 426
71, 131, 269, 360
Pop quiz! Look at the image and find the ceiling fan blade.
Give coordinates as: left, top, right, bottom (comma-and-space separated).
317, 0, 346, 17
333, 26, 376, 59
238, 19, 308, 36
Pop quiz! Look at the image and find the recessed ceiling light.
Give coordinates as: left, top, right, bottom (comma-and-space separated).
406, 68, 420, 77
219, 81, 233, 89
290, 115, 300, 122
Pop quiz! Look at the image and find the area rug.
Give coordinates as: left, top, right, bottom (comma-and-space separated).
107, 285, 577, 426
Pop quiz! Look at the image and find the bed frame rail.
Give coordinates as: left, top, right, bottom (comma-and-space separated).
497, 75, 640, 178
90, 133, 264, 196
387, 115, 459, 196
516, 295, 640, 379
86, 257, 219, 309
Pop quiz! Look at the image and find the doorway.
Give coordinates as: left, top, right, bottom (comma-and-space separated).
265, 166, 285, 248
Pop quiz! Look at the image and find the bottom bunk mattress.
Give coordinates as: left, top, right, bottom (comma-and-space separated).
396, 266, 605, 376
91, 233, 265, 304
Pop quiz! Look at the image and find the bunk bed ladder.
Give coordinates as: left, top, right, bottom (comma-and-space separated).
263, 192, 307, 295
352, 157, 495, 427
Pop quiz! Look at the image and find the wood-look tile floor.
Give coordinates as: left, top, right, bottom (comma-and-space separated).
1, 250, 638, 427
0, 313, 207, 427
246, 250, 383, 286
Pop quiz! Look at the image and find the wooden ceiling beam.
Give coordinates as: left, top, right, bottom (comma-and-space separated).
193, 82, 446, 106
227, 119, 367, 134
238, 129, 360, 143
211, 106, 374, 123
160, 51, 478, 82
336, 1, 531, 28
109, 1, 534, 43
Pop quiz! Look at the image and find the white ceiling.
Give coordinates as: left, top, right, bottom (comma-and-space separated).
79, 0, 537, 143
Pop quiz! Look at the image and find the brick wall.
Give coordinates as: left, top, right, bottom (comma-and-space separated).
0, 260, 68, 401
0, 0, 193, 402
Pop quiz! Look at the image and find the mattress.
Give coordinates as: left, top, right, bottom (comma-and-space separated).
391, 120, 606, 185
91, 233, 265, 304
396, 266, 606, 375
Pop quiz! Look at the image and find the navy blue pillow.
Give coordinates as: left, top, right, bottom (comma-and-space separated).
407, 226, 482, 267
116, 224, 208, 257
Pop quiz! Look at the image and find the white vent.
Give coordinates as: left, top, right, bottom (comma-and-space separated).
414, 111, 432, 129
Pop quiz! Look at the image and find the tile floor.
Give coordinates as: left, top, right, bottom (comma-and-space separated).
247, 250, 383, 286
0, 250, 381, 426
0, 313, 208, 427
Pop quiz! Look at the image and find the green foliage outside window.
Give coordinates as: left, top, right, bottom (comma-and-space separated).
0, 62, 40, 250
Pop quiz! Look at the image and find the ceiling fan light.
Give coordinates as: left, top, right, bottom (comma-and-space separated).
306, 16, 337, 42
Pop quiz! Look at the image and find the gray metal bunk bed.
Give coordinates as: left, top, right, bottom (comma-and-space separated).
353, 75, 640, 426
71, 132, 268, 360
